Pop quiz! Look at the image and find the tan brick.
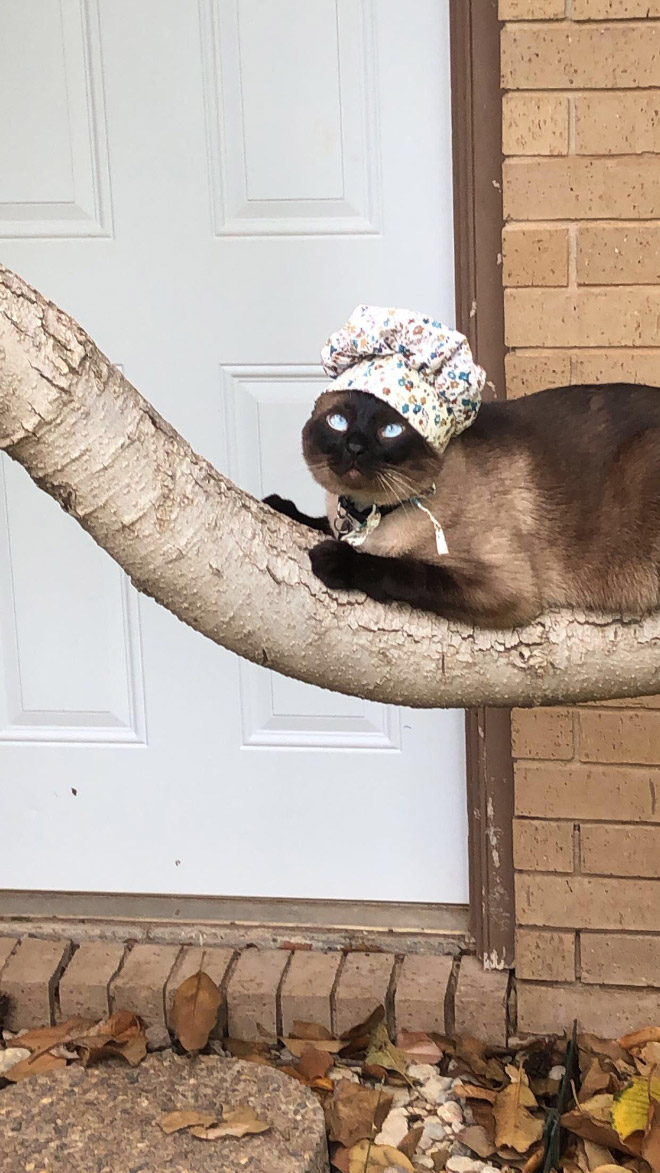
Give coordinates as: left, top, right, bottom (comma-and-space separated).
518, 981, 660, 1036
58, 942, 126, 1021
513, 818, 574, 872
571, 350, 660, 386
501, 22, 660, 89
110, 944, 180, 1028
577, 226, 660, 286
394, 954, 453, 1035
579, 709, 660, 765
512, 708, 573, 760
581, 824, 660, 877
226, 948, 290, 1040
503, 93, 569, 156
505, 350, 571, 398
504, 157, 660, 221
503, 226, 569, 287
333, 953, 395, 1037
454, 956, 508, 1046
500, 0, 565, 15
515, 763, 660, 821
516, 873, 660, 931
0, 937, 18, 975
280, 951, 341, 1037
574, 0, 660, 16
1, 938, 72, 1030
516, 929, 576, 981
506, 287, 660, 349
165, 946, 235, 1036
581, 933, 660, 985
575, 93, 660, 156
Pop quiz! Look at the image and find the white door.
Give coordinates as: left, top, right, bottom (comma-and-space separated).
0, 0, 467, 904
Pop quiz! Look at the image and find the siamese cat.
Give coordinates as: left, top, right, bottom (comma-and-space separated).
264, 384, 660, 629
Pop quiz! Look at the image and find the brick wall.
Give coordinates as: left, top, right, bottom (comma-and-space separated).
500, 0, 660, 1034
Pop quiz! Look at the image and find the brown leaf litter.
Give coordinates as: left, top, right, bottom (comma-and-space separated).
6, 974, 660, 1172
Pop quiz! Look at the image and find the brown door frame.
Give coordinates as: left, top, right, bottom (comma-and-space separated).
450, 0, 516, 969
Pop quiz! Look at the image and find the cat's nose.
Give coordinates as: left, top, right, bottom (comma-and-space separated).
346, 433, 368, 456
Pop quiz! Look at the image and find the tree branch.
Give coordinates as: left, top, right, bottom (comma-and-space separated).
1, 263, 658, 709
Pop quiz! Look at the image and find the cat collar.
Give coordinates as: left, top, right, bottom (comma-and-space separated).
333, 491, 448, 557
321, 305, 485, 454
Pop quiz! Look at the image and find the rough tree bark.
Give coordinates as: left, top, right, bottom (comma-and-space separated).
0, 264, 658, 709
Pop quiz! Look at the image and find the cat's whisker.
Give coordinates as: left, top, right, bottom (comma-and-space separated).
378, 468, 416, 505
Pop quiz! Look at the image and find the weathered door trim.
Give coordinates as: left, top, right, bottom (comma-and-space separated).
450, 0, 515, 970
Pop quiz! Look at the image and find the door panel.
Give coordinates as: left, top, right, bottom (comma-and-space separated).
0, 0, 468, 904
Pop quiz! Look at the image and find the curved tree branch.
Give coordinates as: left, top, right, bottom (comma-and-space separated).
0, 264, 658, 709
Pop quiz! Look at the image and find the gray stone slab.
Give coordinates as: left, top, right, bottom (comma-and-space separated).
0, 1052, 329, 1173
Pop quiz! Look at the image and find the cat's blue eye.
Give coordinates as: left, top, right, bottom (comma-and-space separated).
381, 422, 404, 439
327, 412, 348, 432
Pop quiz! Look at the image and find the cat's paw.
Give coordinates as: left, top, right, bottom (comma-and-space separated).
309, 540, 358, 591
263, 493, 298, 518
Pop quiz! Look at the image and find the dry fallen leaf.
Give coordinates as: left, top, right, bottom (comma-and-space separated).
581, 1138, 617, 1172
170, 970, 221, 1052
469, 1101, 497, 1136
5, 1051, 68, 1082
581, 1034, 632, 1064
347, 1139, 414, 1172
331, 1145, 351, 1173
297, 1044, 334, 1082
189, 1106, 270, 1140
493, 1065, 544, 1154
397, 1030, 444, 1065
580, 1058, 617, 1103
9, 1017, 95, 1060
633, 1043, 660, 1079
431, 1145, 453, 1172
564, 1159, 586, 1173
398, 1124, 424, 1160
284, 1037, 344, 1057
292, 1020, 333, 1041
619, 1029, 660, 1052
73, 1010, 148, 1067
224, 1037, 273, 1061
158, 1110, 217, 1135
458, 1124, 497, 1157
340, 1006, 386, 1056
311, 1077, 335, 1094
454, 1082, 498, 1104
455, 1036, 506, 1084
325, 1080, 393, 1149
364, 1022, 409, 1080
521, 1145, 544, 1173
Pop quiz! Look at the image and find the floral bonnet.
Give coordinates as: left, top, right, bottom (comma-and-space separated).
320, 305, 485, 453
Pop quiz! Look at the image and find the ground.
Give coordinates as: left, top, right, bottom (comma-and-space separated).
1, 977, 658, 1173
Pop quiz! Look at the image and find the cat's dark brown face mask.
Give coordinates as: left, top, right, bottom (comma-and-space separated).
302, 388, 439, 504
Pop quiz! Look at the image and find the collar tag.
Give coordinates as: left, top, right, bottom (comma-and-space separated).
333, 490, 448, 555
334, 497, 381, 546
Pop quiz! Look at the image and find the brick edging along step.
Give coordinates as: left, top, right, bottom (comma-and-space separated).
0, 937, 510, 1044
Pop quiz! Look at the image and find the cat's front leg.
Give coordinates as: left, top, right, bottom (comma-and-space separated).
309, 540, 419, 602
309, 540, 537, 628
263, 494, 331, 534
